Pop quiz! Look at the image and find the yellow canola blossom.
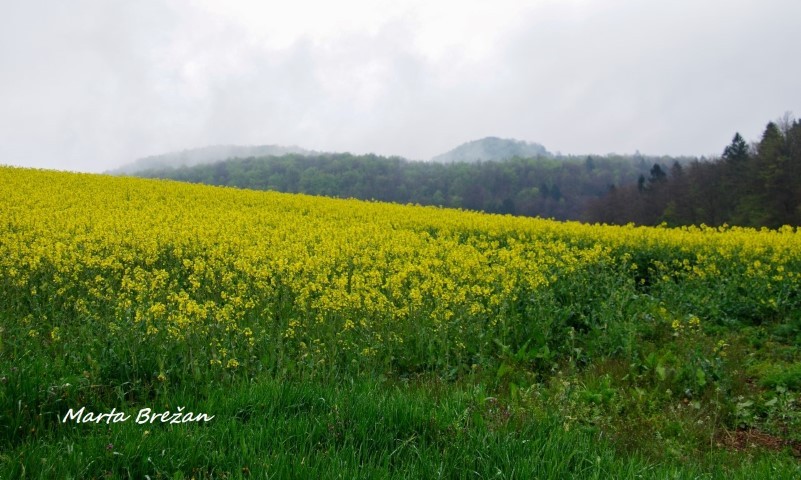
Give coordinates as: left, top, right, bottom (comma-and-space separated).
1, 166, 799, 373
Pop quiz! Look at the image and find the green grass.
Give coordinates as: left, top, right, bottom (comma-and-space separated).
3, 375, 798, 479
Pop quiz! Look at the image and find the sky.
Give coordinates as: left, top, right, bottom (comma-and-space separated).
1, 0, 800, 173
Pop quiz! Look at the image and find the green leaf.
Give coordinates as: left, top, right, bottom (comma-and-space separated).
696, 368, 707, 387
510, 382, 520, 402
496, 363, 513, 380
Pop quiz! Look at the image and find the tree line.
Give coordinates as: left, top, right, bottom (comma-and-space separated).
586, 117, 801, 228
134, 152, 674, 221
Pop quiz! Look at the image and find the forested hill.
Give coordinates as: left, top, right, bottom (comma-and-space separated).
131, 152, 680, 220
586, 118, 801, 228
430, 137, 550, 163
128, 116, 801, 228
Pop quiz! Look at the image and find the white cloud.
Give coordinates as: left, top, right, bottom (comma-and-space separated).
0, 0, 799, 171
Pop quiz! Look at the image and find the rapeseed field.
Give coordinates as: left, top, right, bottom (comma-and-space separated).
2, 166, 800, 478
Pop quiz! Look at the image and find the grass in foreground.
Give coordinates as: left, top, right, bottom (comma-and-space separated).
2, 375, 799, 479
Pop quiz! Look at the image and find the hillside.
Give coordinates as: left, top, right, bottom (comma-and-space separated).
132, 152, 672, 220
117, 115, 801, 229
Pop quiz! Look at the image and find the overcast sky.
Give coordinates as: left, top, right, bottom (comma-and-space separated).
1, 0, 800, 172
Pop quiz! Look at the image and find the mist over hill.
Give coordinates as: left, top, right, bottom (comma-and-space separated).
111, 144, 314, 174
114, 137, 549, 175
430, 137, 550, 163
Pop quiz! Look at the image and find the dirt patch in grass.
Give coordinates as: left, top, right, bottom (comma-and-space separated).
719, 428, 801, 458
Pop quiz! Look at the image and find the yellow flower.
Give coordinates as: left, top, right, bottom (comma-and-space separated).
2, 165, 799, 380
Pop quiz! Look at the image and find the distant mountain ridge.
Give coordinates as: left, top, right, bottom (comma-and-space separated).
112, 137, 550, 174
430, 137, 550, 163
111, 144, 313, 174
